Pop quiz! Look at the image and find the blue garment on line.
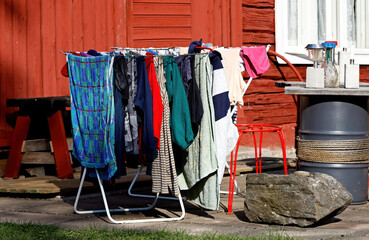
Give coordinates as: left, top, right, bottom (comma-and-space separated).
68, 54, 117, 181
134, 56, 157, 160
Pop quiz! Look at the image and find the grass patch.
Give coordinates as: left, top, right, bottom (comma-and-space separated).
0, 222, 296, 240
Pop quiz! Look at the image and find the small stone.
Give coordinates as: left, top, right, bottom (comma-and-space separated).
244, 172, 352, 227
294, 171, 310, 177
25, 167, 45, 177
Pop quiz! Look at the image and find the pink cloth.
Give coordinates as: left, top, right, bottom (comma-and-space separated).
240, 46, 270, 78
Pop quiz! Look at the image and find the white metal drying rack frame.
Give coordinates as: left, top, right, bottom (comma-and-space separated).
74, 167, 185, 224
64, 51, 185, 224
63, 47, 254, 216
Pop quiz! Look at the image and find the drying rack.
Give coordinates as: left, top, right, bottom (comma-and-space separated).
66, 45, 279, 220
64, 50, 185, 224
74, 167, 186, 224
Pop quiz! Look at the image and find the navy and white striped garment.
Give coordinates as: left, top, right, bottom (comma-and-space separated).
209, 51, 239, 184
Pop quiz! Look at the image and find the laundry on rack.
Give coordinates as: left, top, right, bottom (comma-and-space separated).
209, 50, 239, 185
113, 55, 129, 177
163, 56, 194, 150
145, 54, 163, 149
63, 43, 254, 210
178, 52, 219, 210
240, 45, 270, 78
215, 47, 247, 107
68, 54, 117, 181
124, 57, 139, 157
152, 57, 179, 196
175, 55, 203, 137
135, 56, 157, 161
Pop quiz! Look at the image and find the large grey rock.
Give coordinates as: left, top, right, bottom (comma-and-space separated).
244, 171, 352, 227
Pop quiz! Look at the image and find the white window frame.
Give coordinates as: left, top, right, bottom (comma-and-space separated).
275, 0, 369, 65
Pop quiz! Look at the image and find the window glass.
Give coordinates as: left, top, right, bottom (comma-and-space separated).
275, 0, 369, 64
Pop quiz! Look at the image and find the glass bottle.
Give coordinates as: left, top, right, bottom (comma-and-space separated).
322, 42, 339, 88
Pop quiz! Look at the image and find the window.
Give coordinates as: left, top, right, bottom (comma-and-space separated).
275, 0, 369, 65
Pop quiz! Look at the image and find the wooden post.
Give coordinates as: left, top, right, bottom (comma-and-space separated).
4, 116, 31, 178
230, 0, 242, 47
47, 110, 74, 179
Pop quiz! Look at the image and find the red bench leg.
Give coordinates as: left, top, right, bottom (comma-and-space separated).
4, 116, 31, 178
48, 110, 74, 179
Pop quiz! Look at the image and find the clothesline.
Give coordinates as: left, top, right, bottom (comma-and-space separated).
59, 50, 210, 57
111, 46, 177, 51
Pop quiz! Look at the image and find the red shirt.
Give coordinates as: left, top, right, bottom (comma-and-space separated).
145, 55, 163, 149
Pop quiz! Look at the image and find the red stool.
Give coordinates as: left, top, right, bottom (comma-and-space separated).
227, 124, 288, 214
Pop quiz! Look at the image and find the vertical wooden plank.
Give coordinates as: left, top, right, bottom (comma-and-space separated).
125, 0, 133, 47
55, 0, 72, 96
213, 0, 222, 46
230, 0, 243, 47
106, 0, 116, 48
206, 0, 214, 44
105, 1, 115, 48
221, 0, 230, 46
192, 0, 213, 43
41, 0, 57, 96
95, 0, 108, 51
82, 0, 96, 50
0, 0, 14, 130
72, 0, 84, 50
12, 0, 27, 99
4, 116, 31, 178
26, 0, 42, 98
48, 110, 73, 179
192, 0, 215, 44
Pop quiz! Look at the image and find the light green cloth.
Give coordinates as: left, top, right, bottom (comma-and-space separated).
177, 54, 219, 210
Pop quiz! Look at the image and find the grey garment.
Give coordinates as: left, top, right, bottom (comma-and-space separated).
151, 57, 179, 196
124, 57, 139, 155
178, 54, 219, 210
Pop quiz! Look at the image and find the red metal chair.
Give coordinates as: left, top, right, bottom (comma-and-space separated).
224, 48, 300, 214
227, 124, 288, 214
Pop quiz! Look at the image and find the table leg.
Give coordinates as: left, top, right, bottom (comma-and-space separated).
48, 110, 74, 179
4, 116, 31, 178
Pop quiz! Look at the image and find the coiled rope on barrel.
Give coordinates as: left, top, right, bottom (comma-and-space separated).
297, 138, 369, 164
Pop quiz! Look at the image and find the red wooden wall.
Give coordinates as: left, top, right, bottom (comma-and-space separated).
2, 0, 368, 151
0, 0, 242, 146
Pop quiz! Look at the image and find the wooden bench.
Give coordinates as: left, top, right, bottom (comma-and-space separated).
4, 96, 73, 179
